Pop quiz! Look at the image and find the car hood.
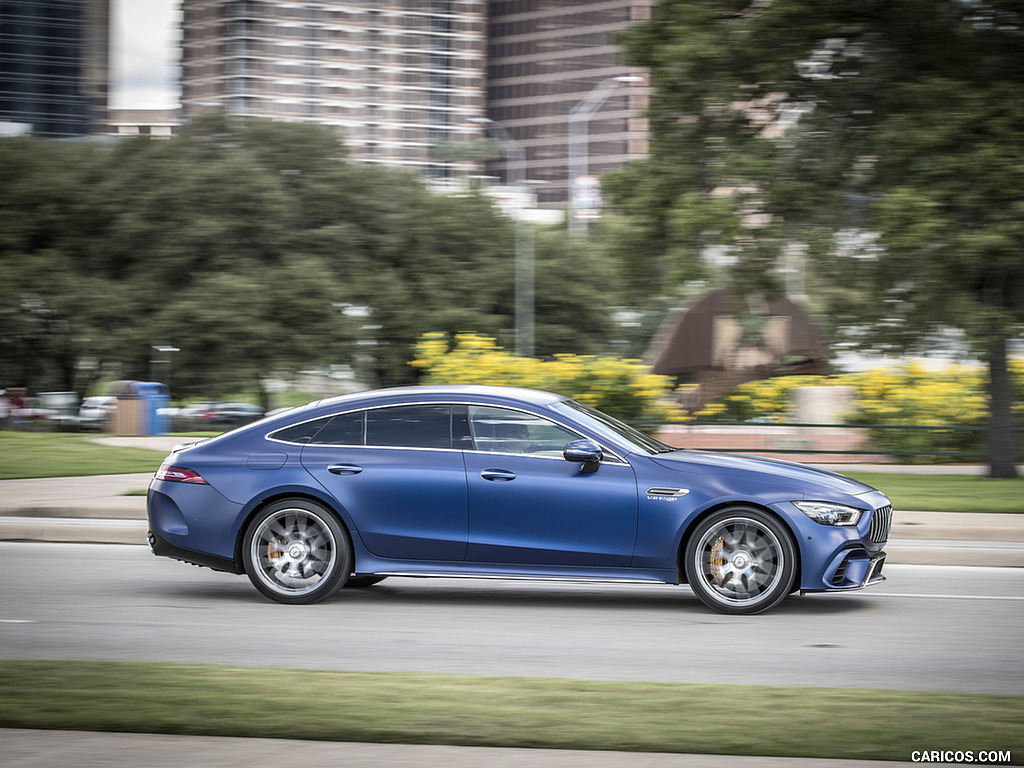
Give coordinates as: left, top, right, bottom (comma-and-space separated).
649, 450, 877, 496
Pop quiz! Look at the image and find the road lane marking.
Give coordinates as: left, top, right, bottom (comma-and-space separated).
867, 592, 1024, 601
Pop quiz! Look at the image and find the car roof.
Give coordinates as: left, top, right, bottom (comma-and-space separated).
313, 385, 567, 411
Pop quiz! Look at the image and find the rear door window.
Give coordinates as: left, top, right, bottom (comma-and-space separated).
309, 412, 365, 445
365, 405, 452, 449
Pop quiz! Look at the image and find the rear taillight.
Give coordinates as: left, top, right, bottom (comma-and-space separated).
155, 465, 208, 484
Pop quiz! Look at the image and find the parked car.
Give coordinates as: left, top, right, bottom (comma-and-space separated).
10, 397, 56, 426
148, 385, 892, 614
77, 396, 117, 431
193, 402, 265, 428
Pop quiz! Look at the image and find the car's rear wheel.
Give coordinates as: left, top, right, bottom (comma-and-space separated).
684, 506, 796, 615
242, 499, 351, 604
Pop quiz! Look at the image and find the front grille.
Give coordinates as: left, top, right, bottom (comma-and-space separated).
869, 505, 892, 544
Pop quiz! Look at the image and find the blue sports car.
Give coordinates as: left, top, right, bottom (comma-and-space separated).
147, 385, 891, 614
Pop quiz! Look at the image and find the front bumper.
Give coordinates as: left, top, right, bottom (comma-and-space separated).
782, 495, 892, 593
815, 548, 886, 591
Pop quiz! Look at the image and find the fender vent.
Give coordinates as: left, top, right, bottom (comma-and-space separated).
646, 487, 690, 497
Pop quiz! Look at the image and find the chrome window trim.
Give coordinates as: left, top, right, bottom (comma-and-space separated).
264, 400, 629, 464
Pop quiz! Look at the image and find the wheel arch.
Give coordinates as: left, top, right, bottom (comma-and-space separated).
675, 500, 802, 588
233, 487, 357, 570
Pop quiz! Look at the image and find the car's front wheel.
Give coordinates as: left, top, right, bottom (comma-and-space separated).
684, 506, 797, 615
242, 499, 351, 604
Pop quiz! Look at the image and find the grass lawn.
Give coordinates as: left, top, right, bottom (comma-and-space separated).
0, 431, 166, 480
844, 471, 1024, 513
0, 661, 1020, 762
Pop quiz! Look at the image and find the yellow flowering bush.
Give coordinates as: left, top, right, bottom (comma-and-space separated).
842, 363, 991, 459
411, 332, 683, 423
697, 360, 1024, 460
695, 376, 822, 422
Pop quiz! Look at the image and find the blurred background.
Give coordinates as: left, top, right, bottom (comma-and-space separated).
1, 0, 1021, 475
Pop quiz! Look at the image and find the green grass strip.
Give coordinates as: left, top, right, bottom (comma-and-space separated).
1, 661, 1021, 762
0, 431, 163, 480
845, 471, 1024, 513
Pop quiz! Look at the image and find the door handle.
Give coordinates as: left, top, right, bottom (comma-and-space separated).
327, 464, 363, 475
481, 469, 516, 482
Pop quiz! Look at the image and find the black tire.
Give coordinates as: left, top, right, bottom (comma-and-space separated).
684, 506, 797, 615
242, 498, 351, 605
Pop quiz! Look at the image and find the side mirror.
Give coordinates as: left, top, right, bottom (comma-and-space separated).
563, 439, 603, 474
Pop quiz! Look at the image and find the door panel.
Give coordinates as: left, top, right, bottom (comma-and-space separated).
301, 445, 468, 561
464, 452, 638, 566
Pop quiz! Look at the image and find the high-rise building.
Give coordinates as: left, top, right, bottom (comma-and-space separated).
180, 0, 488, 177
0, 0, 110, 137
178, 0, 650, 206
485, 0, 650, 208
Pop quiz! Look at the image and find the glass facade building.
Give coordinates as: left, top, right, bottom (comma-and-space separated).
0, 0, 110, 137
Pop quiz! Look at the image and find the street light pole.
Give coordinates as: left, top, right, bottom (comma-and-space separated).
150, 345, 179, 391
568, 75, 644, 236
469, 117, 534, 357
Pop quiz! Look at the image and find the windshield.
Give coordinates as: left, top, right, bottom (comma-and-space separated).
550, 400, 674, 456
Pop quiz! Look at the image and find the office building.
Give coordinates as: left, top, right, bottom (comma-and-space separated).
180, 0, 488, 177
485, 0, 650, 207
0, 0, 110, 137
178, 0, 650, 206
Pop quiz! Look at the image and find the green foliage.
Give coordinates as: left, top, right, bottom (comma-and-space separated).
411, 332, 681, 423
609, 0, 1024, 474
0, 116, 625, 399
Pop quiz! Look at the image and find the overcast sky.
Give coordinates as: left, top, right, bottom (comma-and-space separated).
110, 0, 180, 109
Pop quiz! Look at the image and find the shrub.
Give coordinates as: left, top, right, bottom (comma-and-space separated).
696, 361, 1024, 461
695, 376, 828, 422
410, 332, 682, 423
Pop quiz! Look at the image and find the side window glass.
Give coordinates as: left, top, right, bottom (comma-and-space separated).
309, 411, 365, 445
366, 405, 451, 449
271, 417, 332, 444
468, 406, 579, 457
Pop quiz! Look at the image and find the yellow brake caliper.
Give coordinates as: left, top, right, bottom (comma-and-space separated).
267, 539, 283, 566
710, 535, 725, 587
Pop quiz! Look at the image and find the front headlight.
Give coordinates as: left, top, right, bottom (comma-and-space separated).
794, 501, 863, 526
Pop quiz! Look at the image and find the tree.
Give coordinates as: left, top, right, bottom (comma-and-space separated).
2, 116, 627, 402
609, 0, 1024, 476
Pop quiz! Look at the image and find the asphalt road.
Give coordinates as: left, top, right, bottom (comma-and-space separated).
1, 543, 1022, 695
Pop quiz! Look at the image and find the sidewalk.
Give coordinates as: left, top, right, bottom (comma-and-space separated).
0, 729, 931, 768
0, 438, 1021, 566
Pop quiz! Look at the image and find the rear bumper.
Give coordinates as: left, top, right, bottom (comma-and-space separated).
147, 527, 241, 574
